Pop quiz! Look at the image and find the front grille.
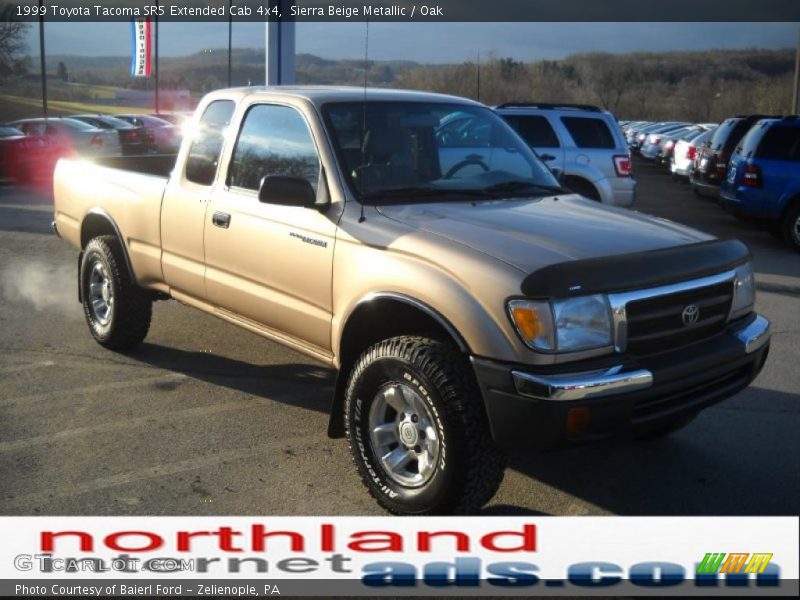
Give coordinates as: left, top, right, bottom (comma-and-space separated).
625, 281, 733, 356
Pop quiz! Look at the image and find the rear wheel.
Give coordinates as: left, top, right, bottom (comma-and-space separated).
80, 235, 152, 350
781, 202, 800, 252
344, 336, 505, 514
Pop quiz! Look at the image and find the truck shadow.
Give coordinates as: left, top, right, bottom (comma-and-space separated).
128, 342, 335, 415
504, 386, 799, 515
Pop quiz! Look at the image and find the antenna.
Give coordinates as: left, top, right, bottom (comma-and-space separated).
359, 20, 370, 223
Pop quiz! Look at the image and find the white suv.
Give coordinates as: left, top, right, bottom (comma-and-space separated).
495, 103, 636, 207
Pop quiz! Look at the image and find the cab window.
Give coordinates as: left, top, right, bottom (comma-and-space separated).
227, 104, 321, 192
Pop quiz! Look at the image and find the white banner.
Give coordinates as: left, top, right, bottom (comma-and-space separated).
130, 19, 152, 77
0, 516, 796, 595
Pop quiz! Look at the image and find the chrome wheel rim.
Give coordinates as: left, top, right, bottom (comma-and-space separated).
368, 383, 440, 487
88, 260, 113, 326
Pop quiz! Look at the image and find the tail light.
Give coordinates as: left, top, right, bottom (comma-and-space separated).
638, 133, 646, 142
665, 140, 675, 150
714, 153, 728, 175
612, 154, 632, 177
687, 146, 697, 160
90, 134, 102, 146
743, 163, 762, 187
652, 137, 661, 146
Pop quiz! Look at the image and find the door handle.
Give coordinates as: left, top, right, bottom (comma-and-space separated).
539, 154, 556, 162
212, 211, 231, 229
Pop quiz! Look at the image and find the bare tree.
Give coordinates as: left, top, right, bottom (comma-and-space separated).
0, 17, 28, 75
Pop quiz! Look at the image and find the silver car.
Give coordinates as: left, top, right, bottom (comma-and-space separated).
496, 103, 636, 207
10, 118, 120, 157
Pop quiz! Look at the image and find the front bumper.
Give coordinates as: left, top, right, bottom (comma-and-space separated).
472, 314, 770, 451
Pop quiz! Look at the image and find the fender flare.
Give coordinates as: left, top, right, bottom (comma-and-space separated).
80, 208, 137, 283
327, 292, 471, 438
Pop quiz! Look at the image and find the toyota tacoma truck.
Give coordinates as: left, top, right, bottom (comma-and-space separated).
53, 87, 771, 515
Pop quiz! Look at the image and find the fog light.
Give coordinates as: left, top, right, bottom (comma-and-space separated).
566, 407, 590, 438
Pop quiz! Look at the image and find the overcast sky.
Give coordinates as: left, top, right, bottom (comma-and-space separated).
26, 21, 800, 62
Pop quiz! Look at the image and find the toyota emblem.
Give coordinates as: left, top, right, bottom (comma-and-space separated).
682, 304, 700, 326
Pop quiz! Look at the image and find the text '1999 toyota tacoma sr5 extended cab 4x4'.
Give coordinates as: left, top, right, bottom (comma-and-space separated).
53, 87, 771, 515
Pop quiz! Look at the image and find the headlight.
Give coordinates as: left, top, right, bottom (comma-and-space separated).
508, 294, 612, 353
552, 294, 613, 351
730, 262, 755, 319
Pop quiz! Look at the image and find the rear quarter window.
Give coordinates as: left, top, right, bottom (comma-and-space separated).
560, 117, 616, 149
185, 99, 236, 186
501, 115, 560, 148
710, 119, 739, 152
756, 125, 800, 161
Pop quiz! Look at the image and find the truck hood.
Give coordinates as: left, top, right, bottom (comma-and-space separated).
376, 194, 712, 273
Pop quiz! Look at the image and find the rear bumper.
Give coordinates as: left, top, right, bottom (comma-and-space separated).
599, 176, 636, 208
472, 314, 770, 451
690, 173, 721, 197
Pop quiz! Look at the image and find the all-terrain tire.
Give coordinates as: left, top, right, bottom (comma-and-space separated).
80, 235, 152, 350
344, 336, 505, 515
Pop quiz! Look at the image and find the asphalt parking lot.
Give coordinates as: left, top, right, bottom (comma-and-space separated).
1, 159, 798, 516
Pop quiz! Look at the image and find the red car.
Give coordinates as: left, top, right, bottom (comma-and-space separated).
0, 125, 70, 184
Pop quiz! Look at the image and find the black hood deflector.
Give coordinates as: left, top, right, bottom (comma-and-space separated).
520, 238, 751, 298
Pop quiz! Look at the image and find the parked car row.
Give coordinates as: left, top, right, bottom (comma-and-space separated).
621, 115, 800, 252
0, 113, 184, 184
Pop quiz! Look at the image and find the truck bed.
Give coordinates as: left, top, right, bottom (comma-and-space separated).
53, 155, 176, 288
90, 154, 177, 178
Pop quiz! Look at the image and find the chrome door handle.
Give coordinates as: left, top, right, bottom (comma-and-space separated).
212, 211, 231, 229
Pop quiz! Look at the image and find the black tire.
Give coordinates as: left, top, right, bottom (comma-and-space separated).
781, 202, 800, 253
344, 336, 505, 515
565, 177, 601, 202
635, 414, 696, 441
80, 235, 152, 350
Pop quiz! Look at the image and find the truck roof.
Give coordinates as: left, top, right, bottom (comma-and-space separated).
203, 85, 484, 108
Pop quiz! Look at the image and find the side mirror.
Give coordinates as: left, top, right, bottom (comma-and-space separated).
258, 175, 317, 208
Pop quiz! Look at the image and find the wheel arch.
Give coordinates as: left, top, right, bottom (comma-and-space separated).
563, 174, 602, 201
327, 292, 470, 438
80, 209, 136, 284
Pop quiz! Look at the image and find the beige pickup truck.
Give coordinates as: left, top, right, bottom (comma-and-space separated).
53, 86, 771, 514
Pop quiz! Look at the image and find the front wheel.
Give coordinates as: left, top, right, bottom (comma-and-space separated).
344, 336, 505, 515
80, 235, 152, 350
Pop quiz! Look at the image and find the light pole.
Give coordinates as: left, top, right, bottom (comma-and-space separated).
38, 0, 47, 118
265, 0, 296, 85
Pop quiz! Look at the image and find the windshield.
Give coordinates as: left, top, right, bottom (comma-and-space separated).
322, 101, 560, 203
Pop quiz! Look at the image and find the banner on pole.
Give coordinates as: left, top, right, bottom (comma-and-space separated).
130, 18, 152, 77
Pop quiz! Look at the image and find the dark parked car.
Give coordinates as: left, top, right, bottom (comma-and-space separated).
720, 117, 800, 251
690, 115, 773, 198
115, 114, 181, 153
70, 114, 150, 155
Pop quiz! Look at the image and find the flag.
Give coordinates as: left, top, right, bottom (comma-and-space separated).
131, 19, 152, 77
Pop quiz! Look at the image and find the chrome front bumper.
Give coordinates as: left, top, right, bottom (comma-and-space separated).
511, 314, 770, 402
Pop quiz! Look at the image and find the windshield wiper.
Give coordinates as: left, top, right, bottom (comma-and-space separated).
359, 186, 490, 203
481, 181, 565, 197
